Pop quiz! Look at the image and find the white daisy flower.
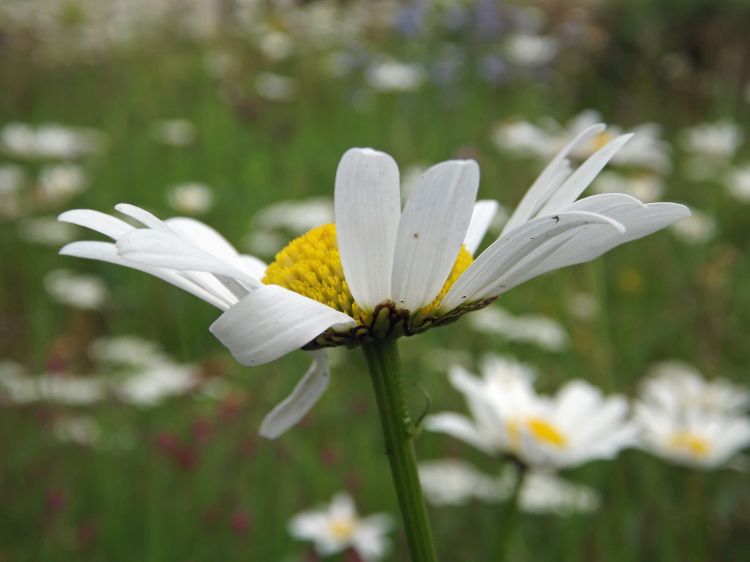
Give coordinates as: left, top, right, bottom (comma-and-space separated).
366, 60, 425, 92
467, 307, 568, 352
289, 492, 393, 561
0, 366, 105, 406
116, 361, 198, 407
44, 269, 109, 310
167, 182, 214, 215
592, 171, 665, 203
504, 33, 558, 68
679, 120, 743, 161
634, 364, 750, 469
58, 129, 688, 438
426, 355, 637, 469
37, 164, 88, 205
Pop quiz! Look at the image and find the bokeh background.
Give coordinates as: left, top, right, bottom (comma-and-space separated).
1, 0, 749, 560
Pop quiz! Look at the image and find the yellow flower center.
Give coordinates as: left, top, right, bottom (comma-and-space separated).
329, 518, 357, 541
669, 431, 710, 458
262, 223, 473, 326
506, 417, 567, 450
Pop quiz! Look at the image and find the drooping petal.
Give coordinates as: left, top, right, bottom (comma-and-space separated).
464, 200, 499, 255
391, 160, 479, 310
440, 211, 624, 311
165, 217, 242, 262
60, 241, 232, 309
209, 285, 355, 366
58, 209, 134, 240
260, 350, 331, 439
116, 229, 260, 292
502, 124, 604, 234
535, 133, 633, 216
114, 203, 171, 232
334, 148, 401, 310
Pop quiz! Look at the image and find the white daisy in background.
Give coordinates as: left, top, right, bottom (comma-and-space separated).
116, 361, 199, 407
504, 33, 558, 68
0, 366, 106, 406
58, 127, 688, 438
426, 355, 637, 469
725, 164, 750, 203
89, 335, 168, 368
37, 164, 88, 205
592, 171, 665, 203
254, 72, 296, 101
467, 307, 569, 352
493, 111, 671, 173
1, 123, 104, 160
151, 119, 198, 147
670, 209, 716, 244
167, 182, 214, 215
289, 492, 393, 561
567, 291, 599, 320
418, 460, 600, 515
634, 366, 750, 469
44, 269, 109, 310
366, 60, 425, 92
679, 120, 743, 161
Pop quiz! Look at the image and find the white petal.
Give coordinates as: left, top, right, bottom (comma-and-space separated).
502, 124, 604, 233
391, 160, 479, 310
114, 203, 171, 231
58, 209, 134, 240
334, 148, 401, 310
536, 133, 633, 216
209, 285, 355, 366
59, 241, 231, 309
116, 229, 260, 292
165, 217, 241, 262
238, 255, 268, 279
424, 412, 495, 455
260, 350, 330, 439
464, 200, 499, 255
441, 211, 624, 311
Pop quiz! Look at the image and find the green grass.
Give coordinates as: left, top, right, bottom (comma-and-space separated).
1, 35, 749, 562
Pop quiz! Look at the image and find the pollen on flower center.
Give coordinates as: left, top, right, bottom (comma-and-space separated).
669, 431, 710, 458
329, 518, 357, 540
262, 223, 473, 327
507, 417, 567, 449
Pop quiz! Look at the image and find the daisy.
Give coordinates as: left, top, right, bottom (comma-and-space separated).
425, 355, 637, 469
288, 492, 393, 561
58, 126, 688, 438
634, 366, 750, 469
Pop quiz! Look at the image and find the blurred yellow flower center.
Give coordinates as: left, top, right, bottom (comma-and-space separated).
670, 431, 710, 458
329, 518, 357, 540
507, 417, 567, 449
262, 223, 473, 326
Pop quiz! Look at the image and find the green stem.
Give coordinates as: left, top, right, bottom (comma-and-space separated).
362, 339, 439, 562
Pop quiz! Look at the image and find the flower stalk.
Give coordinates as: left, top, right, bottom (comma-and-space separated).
362, 338, 439, 562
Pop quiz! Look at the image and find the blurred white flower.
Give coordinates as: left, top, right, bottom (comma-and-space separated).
468, 307, 569, 352
38, 163, 88, 205
89, 335, 167, 368
670, 210, 715, 244
504, 33, 558, 67
519, 470, 600, 515
19, 216, 78, 245
419, 459, 513, 506
289, 492, 393, 561
592, 171, 665, 203
567, 291, 599, 320
725, 164, 750, 203
0, 367, 105, 406
680, 121, 743, 161
1, 122, 104, 159
635, 366, 750, 469
366, 60, 424, 92
492, 111, 670, 173
151, 119, 197, 147
255, 72, 296, 101
645, 361, 749, 416
258, 30, 295, 61
167, 182, 214, 215
426, 355, 637, 469
44, 269, 109, 310
247, 197, 334, 255
117, 361, 198, 407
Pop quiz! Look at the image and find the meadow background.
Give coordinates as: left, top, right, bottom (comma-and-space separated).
1, 1, 749, 560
